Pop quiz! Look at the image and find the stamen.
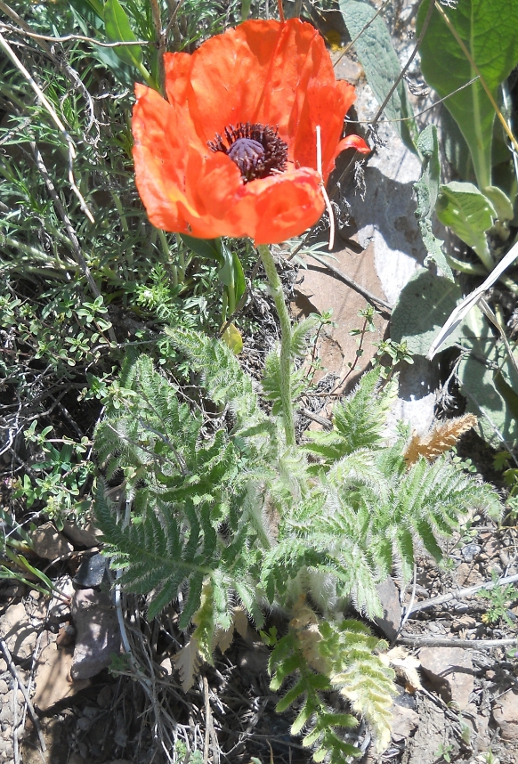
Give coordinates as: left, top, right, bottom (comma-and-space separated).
208, 122, 288, 183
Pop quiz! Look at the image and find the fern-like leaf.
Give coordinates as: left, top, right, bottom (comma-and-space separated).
304, 369, 396, 465
269, 602, 394, 761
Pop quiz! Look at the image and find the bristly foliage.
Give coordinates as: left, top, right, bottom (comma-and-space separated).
303, 368, 397, 467
94, 328, 502, 760
268, 598, 395, 759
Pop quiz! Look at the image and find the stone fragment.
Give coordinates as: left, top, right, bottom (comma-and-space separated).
455, 562, 484, 587
463, 702, 490, 751
452, 615, 477, 632
63, 519, 101, 549
33, 632, 90, 710
31, 521, 73, 560
0, 601, 37, 660
375, 577, 401, 641
492, 690, 518, 740
70, 588, 121, 680
419, 647, 474, 710
391, 703, 419, 742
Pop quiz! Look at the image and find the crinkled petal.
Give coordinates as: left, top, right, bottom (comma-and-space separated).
335, 134, 371, 156
133, 19, 369, 244
133, 85, 223, 237
183, 20, 284, 145
229, 169, 325, 244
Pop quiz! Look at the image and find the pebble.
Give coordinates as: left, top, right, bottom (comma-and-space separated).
0, 602, 37, 660
461, 544, 481, 562
493, 690, 518, 740
31, 521, 73, 560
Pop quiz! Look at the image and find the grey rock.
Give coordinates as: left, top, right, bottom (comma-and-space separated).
0, 601, 37, 661
461, 543, 482, 562
70, 588, 121, 680
391, 702, 419, 742
63, 520, 101, 549
375, 577, 402, 641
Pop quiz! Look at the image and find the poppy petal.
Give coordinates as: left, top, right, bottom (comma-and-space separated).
133, 18, 369, 244
335, 135, 371, 156
230, 170, 325, 244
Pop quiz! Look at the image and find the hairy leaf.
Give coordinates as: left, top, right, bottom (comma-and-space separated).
417, 0, 518, 189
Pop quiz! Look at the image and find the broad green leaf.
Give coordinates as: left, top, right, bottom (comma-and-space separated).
417, 0, 518, 190
414, 125, 453, 280
180, 235, 224, 267
104, 0, 143, 68
483, 186, 514, 221
72, 0, 104, 18
390, 268, 462, 356
435, 181, 496, 269
70, 0, 136, 86
339, 0, 417, 153
441, 109, 474, 182
458, 307, 518, 449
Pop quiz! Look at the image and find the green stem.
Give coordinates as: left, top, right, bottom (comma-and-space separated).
445, 253, 486, 275
257, 244, 295, 446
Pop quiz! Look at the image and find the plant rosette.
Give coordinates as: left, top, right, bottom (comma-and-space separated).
132, 17, 370, 245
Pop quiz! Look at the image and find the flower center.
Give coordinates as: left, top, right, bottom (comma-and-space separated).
208, 122, 288, 183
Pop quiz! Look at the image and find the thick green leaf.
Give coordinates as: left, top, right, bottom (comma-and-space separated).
458, 308, 518, 449
72, 0, 104, 19
435, 181, 496, 269
339, 0, 417, 153
441, 109, 474, 182
483, 186, 514, 221
414, 126, 453, 280
390, 268, 462, 356
417, 0, 518, 189
104, 0, 143, 67
180, 235, 224, 267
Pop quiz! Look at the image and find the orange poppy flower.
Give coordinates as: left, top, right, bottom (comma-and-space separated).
132, 18, 370, 245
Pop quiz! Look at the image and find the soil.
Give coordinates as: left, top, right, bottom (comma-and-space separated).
2, 505, 518, 764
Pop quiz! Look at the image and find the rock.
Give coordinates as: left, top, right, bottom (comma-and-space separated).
68, 754, 88, 764
419, 647, 474, 710
33, 632, 90, 711
452, 615, 477, 632
455, 562, 484, 587
31, 521, 73, 560
400, 693, 450, 764
389, 356, 439, 441
375, 577, 402, 641
391, 702, 419, 742
70, 588, 121, 680
73, 551, 109, 588
463, 702, 490, 752
0, 601, 37, 660
492, 690, 518, 740
293, 242, 389, 386
461, 543, 482, 562
63, 519, 101, 549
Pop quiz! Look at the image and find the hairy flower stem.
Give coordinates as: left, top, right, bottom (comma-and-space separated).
257, 244, 296, 446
